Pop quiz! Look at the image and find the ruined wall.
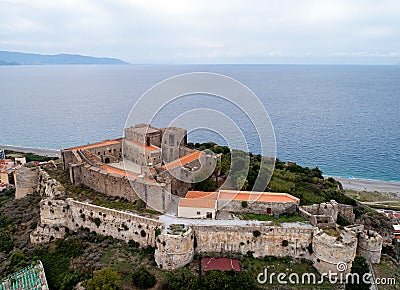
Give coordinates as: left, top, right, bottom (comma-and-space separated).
154, 228, 195, 270
14, 166, 38, 199
337, 204, 355, 224
32, 198, 164, 247
300, 200, 339, 221
192, 225, 313, 259
356, 230, 383, 264
69, 164, 138, 202
85, 142, 122, 163
37, 168, 65, 198
30, 223, 68, 244
299, 200, 340, 228
312, 229, 357, 275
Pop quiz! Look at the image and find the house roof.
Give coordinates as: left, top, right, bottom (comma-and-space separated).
178, 190, 218, 208
218, 190, 299, 203
162, 151, 202, 170
66, 138, 122, 151
201, 257, 240, 272
185, 191, 218, 199
178, 197, 216, 209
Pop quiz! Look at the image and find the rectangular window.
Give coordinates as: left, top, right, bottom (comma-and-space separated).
197, 211, 201, 215
266, 208, 272, 215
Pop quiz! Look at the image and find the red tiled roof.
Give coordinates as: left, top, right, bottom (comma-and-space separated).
66, 139, 122, 151
185, 191, 218, 199
178, 190, 218, 209
162, 151, 201, 170
218, 190, 298, 203
201, 257, 240, 272
178, 198, 216, 209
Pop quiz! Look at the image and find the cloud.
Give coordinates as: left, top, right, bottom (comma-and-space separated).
0, 0, 399, 64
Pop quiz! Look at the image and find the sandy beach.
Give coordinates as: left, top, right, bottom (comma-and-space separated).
331, 176, 400, 195
1, 145, 61, 158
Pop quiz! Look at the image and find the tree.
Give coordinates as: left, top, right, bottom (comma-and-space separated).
132, 266, 156, 289
164, 267, 198, 290
345, 256, 371, 290
86, 268, 121, 290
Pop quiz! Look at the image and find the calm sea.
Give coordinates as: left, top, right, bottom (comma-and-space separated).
0, 64, 399, 182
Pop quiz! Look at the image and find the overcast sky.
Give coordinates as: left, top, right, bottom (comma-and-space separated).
1, 0, 399, 64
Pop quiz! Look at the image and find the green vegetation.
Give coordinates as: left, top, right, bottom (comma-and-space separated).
86, 268, 121, 290
239, 213, 309, 223
131, 266, 156, 289
163, 267, 257, 290
323, 228, 340, 238
336, 214, 351, 226
345, 256, 370, 290
188, 142, 358, 207
5, 150, 59, 163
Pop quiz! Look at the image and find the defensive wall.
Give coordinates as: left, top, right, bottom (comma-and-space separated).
25, 166, 383, 275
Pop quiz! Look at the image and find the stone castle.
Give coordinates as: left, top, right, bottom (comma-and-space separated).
14, 124, 383, 276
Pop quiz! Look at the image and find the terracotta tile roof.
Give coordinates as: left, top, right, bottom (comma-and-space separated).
66, 138, 122, 151
178, 197, 216, 209
185, 191, 218, 199
162, 151, 201, 170
218, 190, 299, 203
126, 140, 160, 151
201, 257, 240, 272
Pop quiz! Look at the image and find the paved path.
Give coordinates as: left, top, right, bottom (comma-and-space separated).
158, 214, 313, 232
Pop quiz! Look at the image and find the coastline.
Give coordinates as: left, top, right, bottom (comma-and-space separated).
330, 176, 400, 195
1, 145, 61, 158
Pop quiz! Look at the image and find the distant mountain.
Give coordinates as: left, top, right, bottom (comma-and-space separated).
0, 51, 129, 65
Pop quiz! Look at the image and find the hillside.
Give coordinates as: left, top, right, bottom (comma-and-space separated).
0, 51, 128, 65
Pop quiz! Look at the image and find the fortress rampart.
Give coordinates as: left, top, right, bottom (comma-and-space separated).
32, 197, 163, 247
27, 166, 383, 274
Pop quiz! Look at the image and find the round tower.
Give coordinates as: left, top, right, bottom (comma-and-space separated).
154, 225, 194, 270
357, 230, 383, 264
312, 228, 357, 275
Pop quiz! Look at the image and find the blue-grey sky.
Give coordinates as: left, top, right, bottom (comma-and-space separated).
1, 0, 399, 64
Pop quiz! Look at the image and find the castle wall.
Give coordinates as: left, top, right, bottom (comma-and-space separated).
70, 164, 138, 202
85, 142, 122, 163
160, 127, 187, 163
191, 225, 313, 259
32, 197, 164, 247
154, 228, 195, 270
